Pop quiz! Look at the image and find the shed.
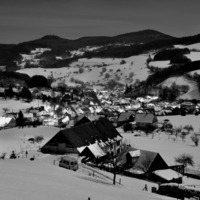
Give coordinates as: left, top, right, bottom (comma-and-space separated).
126, 149, 168, 177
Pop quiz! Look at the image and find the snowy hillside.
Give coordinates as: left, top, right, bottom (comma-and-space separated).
15, 48, 51, 68
0, 123, 200, 199
0, 158, 173, 200
17, 54, 150, 89
174, 43, 200, 62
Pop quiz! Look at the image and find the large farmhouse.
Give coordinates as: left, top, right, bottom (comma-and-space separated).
41, 118, 122, 160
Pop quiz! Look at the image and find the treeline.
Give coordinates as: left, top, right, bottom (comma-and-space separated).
0, 71, 30, 85
2, 85, 33, 101
82, 34, 200, 59
153, 48, 190, 61
146, 60, 200, 87
83, 38, 174, 58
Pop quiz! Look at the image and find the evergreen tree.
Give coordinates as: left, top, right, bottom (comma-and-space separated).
20, 87, 32, 101
16, 110, 24, 128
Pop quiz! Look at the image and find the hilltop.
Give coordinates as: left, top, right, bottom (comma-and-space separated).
1, 29, 200, 100
0, 29, 175, 70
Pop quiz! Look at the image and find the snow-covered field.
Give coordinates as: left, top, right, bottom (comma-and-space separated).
0, 158, 173, 200
148, 43, 200, 70
0, 98, 200, 199
160, 76, 191, 87
118, 114, 200, 168
149, 60, 171, 68
174, 43, 200, 62
174, 43, 200, 51
0, 99, 45, 116
0, 115, 200, 199
17, 54, 150, 88
186, 52, 200, 62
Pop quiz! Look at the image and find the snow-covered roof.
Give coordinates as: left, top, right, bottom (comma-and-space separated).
61, 116, 70, 123
0, 117, 13, 127
153, 169, 183, 181
128, 150, 141, 158
87, 142, 106, 158
23, 113, 34, 118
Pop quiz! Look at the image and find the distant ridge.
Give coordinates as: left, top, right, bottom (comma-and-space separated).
114, 29, 175, 42
16, 29, 174, 50
0, 29, 200, 71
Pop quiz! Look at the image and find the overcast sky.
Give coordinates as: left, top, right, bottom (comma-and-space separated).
0, 0, 200, 44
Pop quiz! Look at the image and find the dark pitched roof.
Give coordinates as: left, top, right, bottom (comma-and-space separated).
61, 122, 100, 147
94, 118, 122, 140
42, 118, 122, 149
74, 115, 91, 127
128, 148, 168, 173
135, 113, 157, 123
117, 111, 135, 122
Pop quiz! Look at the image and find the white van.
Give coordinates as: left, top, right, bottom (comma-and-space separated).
59, 156, 78, 171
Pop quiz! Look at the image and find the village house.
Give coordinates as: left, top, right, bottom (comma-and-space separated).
41, 118, 123, 162
117, 111, 135, 127
125, 149, 183, 184
134, 112, 158, 130
126, 149, 168, 176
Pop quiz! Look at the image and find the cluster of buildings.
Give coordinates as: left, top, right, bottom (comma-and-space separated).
1, 87, 197, 188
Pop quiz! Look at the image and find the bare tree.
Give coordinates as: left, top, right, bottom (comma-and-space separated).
174, 126, 182, 141
191, 133, 199, 147
108, 145, 130, 185
34, 135, 44, 149
175, 153, 194, 168
105, 73, 110, 80
184, 125, 194, 134
180, 130, 187, 143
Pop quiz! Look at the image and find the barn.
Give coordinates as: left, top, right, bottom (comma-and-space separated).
41, 118, 122, 157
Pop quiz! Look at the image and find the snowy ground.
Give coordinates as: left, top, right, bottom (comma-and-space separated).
174, 43, 200, 51
0, 158, 174, 200
149, 60, 171, 69
0, 126, 175, 200
0, 99, 45, 116
0, 113, 200, 199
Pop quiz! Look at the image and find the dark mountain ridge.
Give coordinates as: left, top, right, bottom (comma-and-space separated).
0, 29, 200, 71
18, 29, 174, 49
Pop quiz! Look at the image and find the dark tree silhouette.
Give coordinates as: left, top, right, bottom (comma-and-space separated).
175, 153, 194, 168
20, 87, 32, 101
107, 145, 130, 185
29, 75, 49, 88
5, 85, 14, 98
16, 110, 24, 128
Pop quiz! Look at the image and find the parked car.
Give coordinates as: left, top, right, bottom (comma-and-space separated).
59, 156, 78, 171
